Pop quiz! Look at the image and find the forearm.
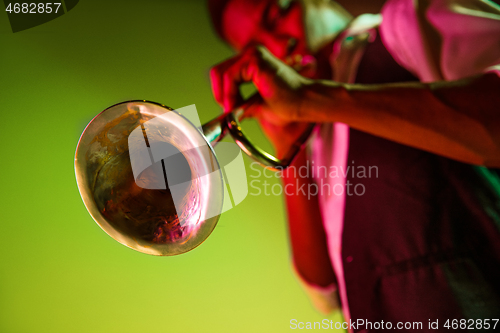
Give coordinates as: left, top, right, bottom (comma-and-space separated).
283, 149, 336, 288
300, 73, 500, 167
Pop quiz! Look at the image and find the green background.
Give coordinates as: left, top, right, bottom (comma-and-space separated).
0, 1, 343, 332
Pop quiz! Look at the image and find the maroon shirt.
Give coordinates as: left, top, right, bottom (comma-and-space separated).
342, 32, 500, 331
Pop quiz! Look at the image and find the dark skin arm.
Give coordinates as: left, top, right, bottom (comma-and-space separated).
211, 46, 500, 167
303, 73, 500, 166
283, 148, 337, 289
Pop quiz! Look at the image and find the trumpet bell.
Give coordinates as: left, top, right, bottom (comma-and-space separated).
75, 101, 224, 256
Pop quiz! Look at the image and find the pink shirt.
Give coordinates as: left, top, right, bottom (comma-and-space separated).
298, 0, 500, 324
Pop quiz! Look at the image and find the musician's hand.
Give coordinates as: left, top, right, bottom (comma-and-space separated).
210, 44, 313, 157
256, 117, 311, 159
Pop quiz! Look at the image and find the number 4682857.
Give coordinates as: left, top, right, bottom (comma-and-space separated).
443, 319, 499, 330
5, 3, 62, 14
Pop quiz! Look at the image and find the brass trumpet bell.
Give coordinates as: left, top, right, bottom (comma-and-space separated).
75, 100, 313, 256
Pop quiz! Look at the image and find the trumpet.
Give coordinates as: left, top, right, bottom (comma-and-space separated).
75, 99, 313, 256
